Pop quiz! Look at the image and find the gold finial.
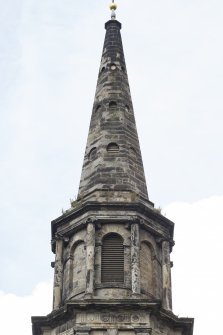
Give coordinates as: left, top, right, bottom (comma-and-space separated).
109, 1, 117, 19
110, 3, 117, 10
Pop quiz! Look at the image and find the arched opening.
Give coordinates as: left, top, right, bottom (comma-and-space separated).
101, 233, 124, 283
110, 63, 117, 70
125, 105, 129, 112
95, 105, 101, 113
88, 147, 97, 161
109, 101, 117, 108
107, 142, 119, 153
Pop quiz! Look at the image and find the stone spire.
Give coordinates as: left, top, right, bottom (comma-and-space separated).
78, 19, 149, 202
32, 10, 194, 335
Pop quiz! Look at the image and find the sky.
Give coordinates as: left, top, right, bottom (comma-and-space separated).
0, 0, 223, 334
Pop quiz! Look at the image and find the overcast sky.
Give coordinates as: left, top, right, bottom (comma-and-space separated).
0, 1, 223, 334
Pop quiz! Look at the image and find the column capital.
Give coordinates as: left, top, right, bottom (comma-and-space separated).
130, 216, 140, 225
54, 233, 69, 244
86, 216, 97, 225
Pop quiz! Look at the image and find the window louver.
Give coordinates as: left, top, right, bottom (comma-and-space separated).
107, 143, 119, 153
101, 234, 124, 283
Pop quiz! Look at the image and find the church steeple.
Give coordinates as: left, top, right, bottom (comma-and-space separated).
78, 17, 149, 202
32, 7, 194, 335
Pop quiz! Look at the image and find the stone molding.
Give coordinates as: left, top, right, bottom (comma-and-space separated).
75, 311, 149, 325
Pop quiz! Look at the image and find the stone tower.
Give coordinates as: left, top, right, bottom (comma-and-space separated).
32, 8, 194, 335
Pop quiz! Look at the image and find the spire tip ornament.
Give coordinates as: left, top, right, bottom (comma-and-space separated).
109, 1, 117, 20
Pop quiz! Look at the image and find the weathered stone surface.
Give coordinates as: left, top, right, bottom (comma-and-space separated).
58, 214, 171, 302
32, 17, 193, 335
33, 303, 193, 335
72, 242, 86, 296
140, 242, 153, 296
78, 20, 148, 201
75, 311, 149, 325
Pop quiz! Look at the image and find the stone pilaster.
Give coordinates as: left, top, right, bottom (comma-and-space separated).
85, 221, 95, 297
95, 242, 102, 285
53, 236, 64, 310
124, 242, 131, 287
131, 223, 140, 295
161, 240, 172, 311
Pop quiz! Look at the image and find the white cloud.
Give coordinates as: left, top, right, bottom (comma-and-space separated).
0, 281, 52, 335
164, 196, 223, 334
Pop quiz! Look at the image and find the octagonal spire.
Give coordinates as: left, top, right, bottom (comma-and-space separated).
78, 19, 149, 202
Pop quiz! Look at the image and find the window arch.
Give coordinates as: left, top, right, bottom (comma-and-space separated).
107, 142, 119, 153
101, 233, 124, 283
95, 104, 102, 113
88, 147, 97, 161
125, 105, 130, 112
109, 101, 117, 108
110, 63, 117, 70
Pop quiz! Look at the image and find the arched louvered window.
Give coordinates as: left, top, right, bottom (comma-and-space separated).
107, 142, 119, 153
101, 233, 124, 283
109, 101, 117, 108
